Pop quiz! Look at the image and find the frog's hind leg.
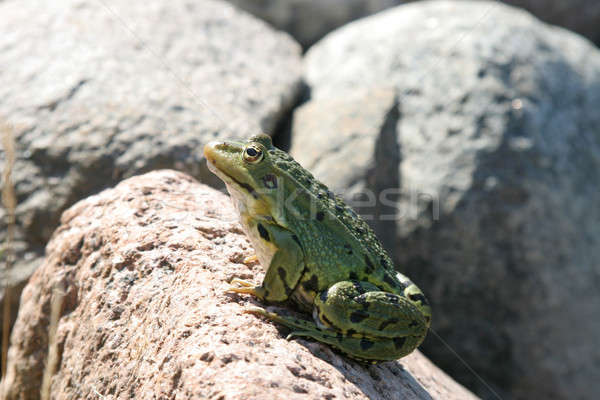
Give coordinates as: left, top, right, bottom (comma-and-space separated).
287, 330, 417, 363
244, 306, 400, 363
309, 280, 430, 361
244, 280, 430, 362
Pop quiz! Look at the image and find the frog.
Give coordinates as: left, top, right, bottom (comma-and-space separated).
204, 134, 431, 363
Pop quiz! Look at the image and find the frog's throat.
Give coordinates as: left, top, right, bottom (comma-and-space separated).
206, 159, 259, 200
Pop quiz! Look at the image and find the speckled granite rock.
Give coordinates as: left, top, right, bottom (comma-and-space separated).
0, 170, 477, 400
298, 1, 600, 399
0, 0, 302, 344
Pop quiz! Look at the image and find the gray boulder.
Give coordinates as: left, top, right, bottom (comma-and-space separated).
226, 0, 406, 49
225, 0, 600, 49
503, 0, 600, 45
298, 1, 600, 399
0, 0, 302, 340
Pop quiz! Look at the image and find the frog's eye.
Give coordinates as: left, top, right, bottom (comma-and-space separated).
243, 145, 263, 163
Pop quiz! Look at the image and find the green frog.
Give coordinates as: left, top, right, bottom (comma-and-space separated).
204, 134, 431, 362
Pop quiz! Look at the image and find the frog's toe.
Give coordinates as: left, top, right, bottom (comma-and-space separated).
224, 278, 259, 295
286, 330, 320, 341
242, 306, 268, 315
244, 309, 323, 334
286, 330, 308, 341
224, 285, 257, 295
243, 254, 259, 264
229, 278, 255, 287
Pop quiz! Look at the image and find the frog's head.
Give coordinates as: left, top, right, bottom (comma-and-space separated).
204, 134, 284, 218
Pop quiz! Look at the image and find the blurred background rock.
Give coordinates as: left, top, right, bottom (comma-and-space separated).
226, 0, 600, 49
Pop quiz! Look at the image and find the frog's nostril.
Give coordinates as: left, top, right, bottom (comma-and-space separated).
204, 140, 243, 159
203, 142, 218, 159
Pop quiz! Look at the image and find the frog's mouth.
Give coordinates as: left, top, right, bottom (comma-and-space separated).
217, 169, 259, 200
204, 141, 259, 200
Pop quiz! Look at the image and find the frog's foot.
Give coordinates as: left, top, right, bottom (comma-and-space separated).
230, 278, 255, 287
243, 254, 259, 264
225, 278, 261, 296
286, 329, 348, 343
244, 306, 411, 363
244, 306, 320, 333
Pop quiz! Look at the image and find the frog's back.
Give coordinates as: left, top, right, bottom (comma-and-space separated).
269, 147, 405, 295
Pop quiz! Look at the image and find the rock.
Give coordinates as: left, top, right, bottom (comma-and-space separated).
502, 0, 600, 45
0, 170, 477, 400
299, 1, 600, 399
225, 0, 406, 49
0, 0, 302, 343
226, 0, 600, 49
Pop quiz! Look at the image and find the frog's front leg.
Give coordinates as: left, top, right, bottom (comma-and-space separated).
299, 281, 430, 362
227, 222, 304, 302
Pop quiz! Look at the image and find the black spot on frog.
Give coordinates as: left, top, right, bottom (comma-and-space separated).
257, 223, 270, 241
262, 174, 278, 189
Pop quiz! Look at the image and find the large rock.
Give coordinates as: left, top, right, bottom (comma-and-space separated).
225, 0, 406, 49
0, 170, 477, 400
297, 1, 600, 399
226, 0, 600, 50
503, 0, 600, 45
0, 0, 302, 339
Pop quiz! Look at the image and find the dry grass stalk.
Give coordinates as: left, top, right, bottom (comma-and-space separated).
1, 120, 16, 380
40, 283, 65, 400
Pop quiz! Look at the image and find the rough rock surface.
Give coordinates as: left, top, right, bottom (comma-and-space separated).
0, 170, 477, 400
0, 0, 302, 337
299, 1, 600, 399
225, 0, 406, 49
